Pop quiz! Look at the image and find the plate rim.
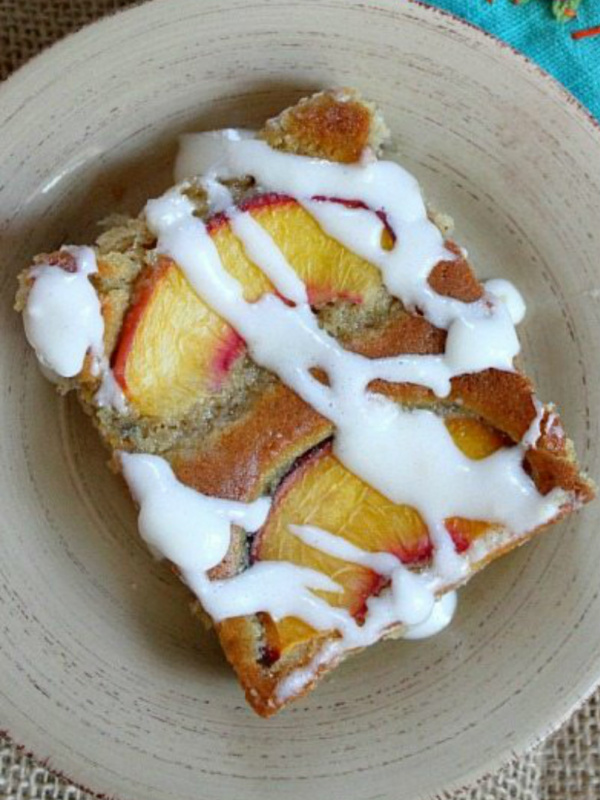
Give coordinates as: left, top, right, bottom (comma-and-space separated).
0, 0, 599, 798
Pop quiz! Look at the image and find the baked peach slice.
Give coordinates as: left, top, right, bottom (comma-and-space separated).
112, 258, 250, 417
252, 416, 507, 659
112, 195, 383, 417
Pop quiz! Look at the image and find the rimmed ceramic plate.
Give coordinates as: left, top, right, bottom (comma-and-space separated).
1, 1, 599, 798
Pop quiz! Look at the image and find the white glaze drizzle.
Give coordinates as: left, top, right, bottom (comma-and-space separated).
401, 591, 457, 640
120, 453, 270, 567
229, 209, 308, 304
485, 278, 526, 325
290, 524, 437, 627
23, 246, 127, 412
24, 246, 103, 378
178, 136, 523, 335
521, 397, 546, 449
95, 361, 129, 414
276, 641, 343, 703
276, 590, 457, 701
26, 128, 572, 680
135, 136, 571, 658
146, 189, 513, 403
121, 453, 456, 652
120, 452, 463, 709
176, 129, 255, 185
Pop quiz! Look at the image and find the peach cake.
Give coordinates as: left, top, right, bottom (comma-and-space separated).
16, 90, 595, 717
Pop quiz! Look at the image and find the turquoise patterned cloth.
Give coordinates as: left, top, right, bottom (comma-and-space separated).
421, 0, 600, 119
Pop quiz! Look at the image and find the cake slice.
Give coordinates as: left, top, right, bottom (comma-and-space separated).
16, 89, 595, 717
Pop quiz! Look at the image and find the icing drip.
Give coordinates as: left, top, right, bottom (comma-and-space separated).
402, 591, 457, 640
24, 246, 103, 378
121, 453, 270, 568
485, 278, 526, 325
95, 362, 129, 414
23, 246, 127, 412
276, 641, 343, 703
176, 129, 255, 185
278, 592, 457, 703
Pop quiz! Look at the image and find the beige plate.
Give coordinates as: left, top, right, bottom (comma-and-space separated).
1, 1, 599, 798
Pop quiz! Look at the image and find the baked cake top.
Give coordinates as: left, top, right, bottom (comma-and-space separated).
16, 89, 595, 716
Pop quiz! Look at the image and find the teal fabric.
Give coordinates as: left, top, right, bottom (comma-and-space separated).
420, 0, 600, 119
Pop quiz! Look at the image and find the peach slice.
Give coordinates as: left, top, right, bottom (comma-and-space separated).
112, 195, 383, 417
234, 195, 383, 305
253, 416, 508, 659
444, 416, 509, 461
252, 442, 425, 657
112, 259, 251, 417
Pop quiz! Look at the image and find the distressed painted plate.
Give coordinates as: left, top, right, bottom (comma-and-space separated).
0, 1, 598, 798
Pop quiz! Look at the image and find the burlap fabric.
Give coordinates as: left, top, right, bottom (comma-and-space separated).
0, 1, 599, 798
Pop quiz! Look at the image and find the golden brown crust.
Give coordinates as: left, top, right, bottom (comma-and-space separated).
216, 615, 332, 717
344, 309, 448, 357
427, 242, 484, 302
261, 88, 388, 164
169, 382, 332, 502
525, 413, 595, 501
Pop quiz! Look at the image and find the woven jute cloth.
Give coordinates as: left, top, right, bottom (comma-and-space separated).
1, 1, 599, 798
